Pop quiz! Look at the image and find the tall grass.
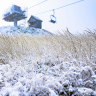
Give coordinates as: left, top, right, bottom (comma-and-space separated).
0, 29, 96, 67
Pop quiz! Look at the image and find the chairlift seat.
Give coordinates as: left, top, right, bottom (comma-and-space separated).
49, 15, 56, 23
50, 19, 56, 23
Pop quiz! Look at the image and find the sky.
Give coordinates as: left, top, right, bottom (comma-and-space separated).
0, 0, 95, 34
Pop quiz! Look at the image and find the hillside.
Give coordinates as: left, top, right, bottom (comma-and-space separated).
0, 26, 53, 35
0, 27, 96, 96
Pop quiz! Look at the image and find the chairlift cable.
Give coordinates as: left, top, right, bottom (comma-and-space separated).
35, 0, 84, 15
28, 0, 48, 9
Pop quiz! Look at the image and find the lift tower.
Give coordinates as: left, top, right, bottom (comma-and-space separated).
3, 5, 27, 26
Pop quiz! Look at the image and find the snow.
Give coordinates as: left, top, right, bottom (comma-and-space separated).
0, 26, 52, 35
3, 5, 23, 18
0, 26, 95, 96
0, 59, 95, 96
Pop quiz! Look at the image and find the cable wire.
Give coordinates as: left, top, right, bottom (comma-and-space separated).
28, 0, 48, 9
35, 0, 84, 15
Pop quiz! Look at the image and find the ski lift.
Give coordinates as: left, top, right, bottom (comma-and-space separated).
49, 9, 56, 23
3, 5, 26, 26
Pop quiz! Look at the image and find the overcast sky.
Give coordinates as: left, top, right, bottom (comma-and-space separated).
0, 0, 95, 34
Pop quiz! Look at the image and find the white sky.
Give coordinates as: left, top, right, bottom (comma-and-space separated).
0, 0, 95, 34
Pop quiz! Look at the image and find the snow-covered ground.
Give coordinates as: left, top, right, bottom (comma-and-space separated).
0, 26, 96, 96
0, 26, 53, 35
0, 58, 96, 96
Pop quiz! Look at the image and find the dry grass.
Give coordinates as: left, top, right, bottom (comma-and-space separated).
0, 29, 96, 67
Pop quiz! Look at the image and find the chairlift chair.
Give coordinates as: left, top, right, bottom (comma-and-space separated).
49, 15, 56, 23
49, 9, 56, 24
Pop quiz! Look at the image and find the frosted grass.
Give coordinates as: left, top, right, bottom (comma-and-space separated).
0, 27, 96, 96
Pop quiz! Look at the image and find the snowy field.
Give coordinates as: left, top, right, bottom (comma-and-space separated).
0, 27, 96, 96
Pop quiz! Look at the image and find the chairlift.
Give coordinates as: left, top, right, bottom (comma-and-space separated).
49, 9, 56, 24
50, 15, 56, 23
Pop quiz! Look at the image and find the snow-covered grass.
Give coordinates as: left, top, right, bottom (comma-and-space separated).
0, 27, 96, 96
